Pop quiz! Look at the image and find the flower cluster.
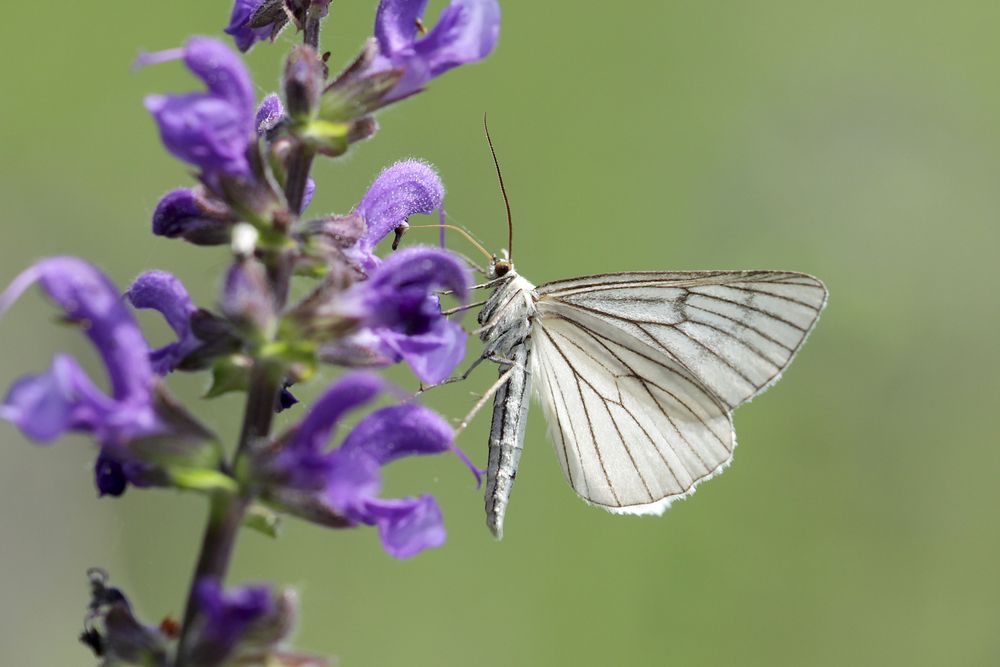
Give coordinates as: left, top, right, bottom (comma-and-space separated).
2, 1, 499, 664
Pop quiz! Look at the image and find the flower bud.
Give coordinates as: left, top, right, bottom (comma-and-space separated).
283, 45, 325, 121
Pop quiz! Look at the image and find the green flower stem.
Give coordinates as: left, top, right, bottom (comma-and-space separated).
173, 365, 282, 666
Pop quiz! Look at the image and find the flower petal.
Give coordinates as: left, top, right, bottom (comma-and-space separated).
350, 160, 445, 271
365, 495, 446, 558
225, 0, 274, 52
378, 316, 466, 384
414, 0, 501, 76
142, 38, 256, 178
183, 37, 256, 119
370, 0, 501, 101
339, 402, 453, 464
366, 245, 470, 304
374, 0, 429, 53
0, 354, 109, 442
0, 257, 154, 400
292, 373, 386, 455
126, 271, 200, 374
145, 92, 253, 178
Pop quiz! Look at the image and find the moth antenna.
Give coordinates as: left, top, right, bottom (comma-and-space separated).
441, 212, 492, 253
483, 113, 513, 262
406, 224, 494, 262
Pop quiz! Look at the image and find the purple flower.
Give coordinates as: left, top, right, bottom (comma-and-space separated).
225, 0, 277, 52
189, 579, 275, 665
263, 373, 455, 558
345, 160, 445, 273
0, 258, 161, 448
363, 247, 469, 384
323, 247, 469, 384
369, 0, 501, 101
139, 37, 256, 180
151, 189, 232, 245
125, 271, 200, 374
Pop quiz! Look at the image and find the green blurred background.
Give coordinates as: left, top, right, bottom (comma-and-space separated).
2, 1, 999, 665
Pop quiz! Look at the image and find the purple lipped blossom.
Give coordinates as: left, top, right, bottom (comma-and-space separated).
262, 373, 459, 558
139, 37, 256, 182
125, 271, 200, 374
225, 0, 276, 52
344, 159, 445, 273
368, 0, 501, 101
189, 579, 275, 665
322, 246, 470, 384
360, 247, 469, 384
0, 258, 161, 448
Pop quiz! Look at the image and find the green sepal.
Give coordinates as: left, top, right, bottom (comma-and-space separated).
244, 503, 283, 538
127, 382, 224, 473
204, 355, 253, 399
319, 69, 403, 122
260, 338, 317, 373
297, 119, 349, 156
168, 466, 239, 494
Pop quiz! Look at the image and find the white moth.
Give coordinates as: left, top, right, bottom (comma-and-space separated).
465, 122, 827, 539
476, 263, 827, 538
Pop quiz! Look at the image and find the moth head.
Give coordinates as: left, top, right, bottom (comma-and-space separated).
489, 251, 513, 278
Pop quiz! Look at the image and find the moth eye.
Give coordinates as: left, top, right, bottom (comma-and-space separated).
494, 261, 511, 276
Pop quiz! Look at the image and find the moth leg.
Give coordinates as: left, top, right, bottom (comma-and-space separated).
415, 353, 490, 395
453, 364, 519, 438
438, 277, 505, 298
441, 299, 488, 317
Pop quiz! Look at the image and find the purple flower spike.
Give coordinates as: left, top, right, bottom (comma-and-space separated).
371, 0, 501, 101
125, 271, 200, 374
225, 0, 275, 52
141, 37, 256, 179
0, 258, 160, 447
152, 189, 231, 245
354, 247, 470, 384
347, 160, 445, 272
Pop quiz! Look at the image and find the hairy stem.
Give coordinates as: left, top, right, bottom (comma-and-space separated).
173, 494, 249, 663
172, 367, 282, 666
303, 12, 322, 50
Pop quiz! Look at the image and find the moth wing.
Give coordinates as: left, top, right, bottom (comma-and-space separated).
530, 306, 735, 514
536, 271, 827, 410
